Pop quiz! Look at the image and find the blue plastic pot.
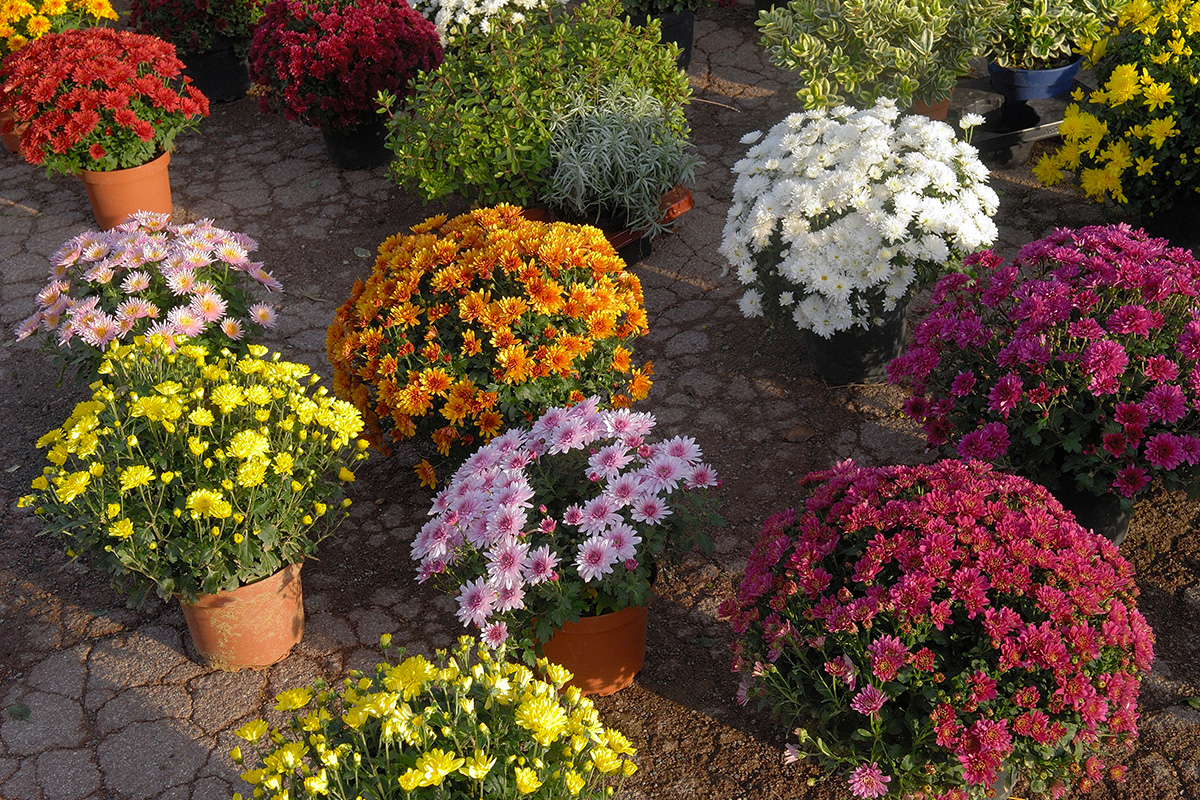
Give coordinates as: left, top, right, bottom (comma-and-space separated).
987, 57, 1083, 102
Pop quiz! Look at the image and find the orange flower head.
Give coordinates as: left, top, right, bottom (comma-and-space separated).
432, 425, 460, 456
611, 346, 632, 374
414, 458, 438, 488
420, 368, 454, 396
497, 344, 532, 384
629, 370, 652, 401
490, 327, 517, 350
476, 410, 503, 439
461, 329, 483, 357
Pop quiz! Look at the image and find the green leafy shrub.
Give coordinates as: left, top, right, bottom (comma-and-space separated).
757, 0, 1000, 108
383, 0, 690, 207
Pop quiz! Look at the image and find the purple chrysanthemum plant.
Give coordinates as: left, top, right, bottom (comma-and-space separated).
889, 223, 1200, 506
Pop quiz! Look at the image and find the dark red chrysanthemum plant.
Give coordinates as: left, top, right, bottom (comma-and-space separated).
248, 0, 442, 130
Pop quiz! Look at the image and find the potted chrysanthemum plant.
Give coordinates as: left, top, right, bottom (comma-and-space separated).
18, 336, 370, 669
412, 399, 722, 694
326, 205, 655, 488
889, 223, 1200, 542
722, 459, 1153, 800
13, 213, 282, 381
230, 636, 638, 798
0, 28, 209, 227
719, 100, 999, 385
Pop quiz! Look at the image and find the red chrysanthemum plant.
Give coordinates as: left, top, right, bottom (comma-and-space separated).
722, 459, 1153, 800
0, 27, 209, 175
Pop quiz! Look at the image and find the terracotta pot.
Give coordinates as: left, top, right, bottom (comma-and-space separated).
539, 604, 648, 696
78, 150, 172, 230
2, 107, 23, 155
179, 562, 304, 671
909, 97, 950, 122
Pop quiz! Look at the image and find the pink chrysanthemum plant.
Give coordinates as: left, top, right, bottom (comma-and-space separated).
14, 212, 283, 379
720, 459, 1154, 800
888, 223, 1200, 510
412, 397, 723, 651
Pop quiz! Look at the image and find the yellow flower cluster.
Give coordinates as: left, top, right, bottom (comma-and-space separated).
232, 636, 636, 800
326, 205, 653, 487
1035, 0, 1200, 213
0, 0, 117, 56
19, 336, 369, 604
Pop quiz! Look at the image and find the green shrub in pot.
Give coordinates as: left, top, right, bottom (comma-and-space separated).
987, 0, 1127, 69
382, 0, 691, 208
546, 78, 701, 238
756, 0, 1001, 109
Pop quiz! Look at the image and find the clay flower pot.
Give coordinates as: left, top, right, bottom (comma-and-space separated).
78, 150, 173, 230
179, 562, 305, 671
539, 604, 649, 696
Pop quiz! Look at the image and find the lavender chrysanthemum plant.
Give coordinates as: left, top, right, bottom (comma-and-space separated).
14, 212, 282, 378
889, 223, 1200, 505
413, 397, 722, 649
722, 459, 1153, 800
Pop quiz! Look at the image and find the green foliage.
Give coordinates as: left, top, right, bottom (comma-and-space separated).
757, 0, 1000, 108
620, 0, 710, 16
547, 79, 700, 238
384, 0, 691, 207
988, 0, 1128, 68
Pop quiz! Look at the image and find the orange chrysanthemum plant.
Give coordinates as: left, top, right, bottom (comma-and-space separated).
326, 205, 654, 488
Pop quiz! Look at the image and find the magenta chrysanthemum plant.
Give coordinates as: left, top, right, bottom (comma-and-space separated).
414, 397, 722, 649
889, 223, 1200, 505
14, 212, 282, 378
720, 459, 1154, 800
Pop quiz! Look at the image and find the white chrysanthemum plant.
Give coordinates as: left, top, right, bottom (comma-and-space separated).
719, 100, 999, 338
412, 397, 723, 651
410, 0, 565, 44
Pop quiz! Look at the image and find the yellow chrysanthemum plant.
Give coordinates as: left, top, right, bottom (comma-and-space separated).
229, 635, 637, 800
1034, 0, 1200, 216
17, 336, 370, 606
0, 0, 118, 57
326, 205, 654, 489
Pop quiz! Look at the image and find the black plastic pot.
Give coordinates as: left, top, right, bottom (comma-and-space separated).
1052, 482, 1132, 546
321, 116, 391, 170
806, 302, 908, 386
1140, 192, 1200, 255
626, 9, 694, 71
182, 36, 250, 103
